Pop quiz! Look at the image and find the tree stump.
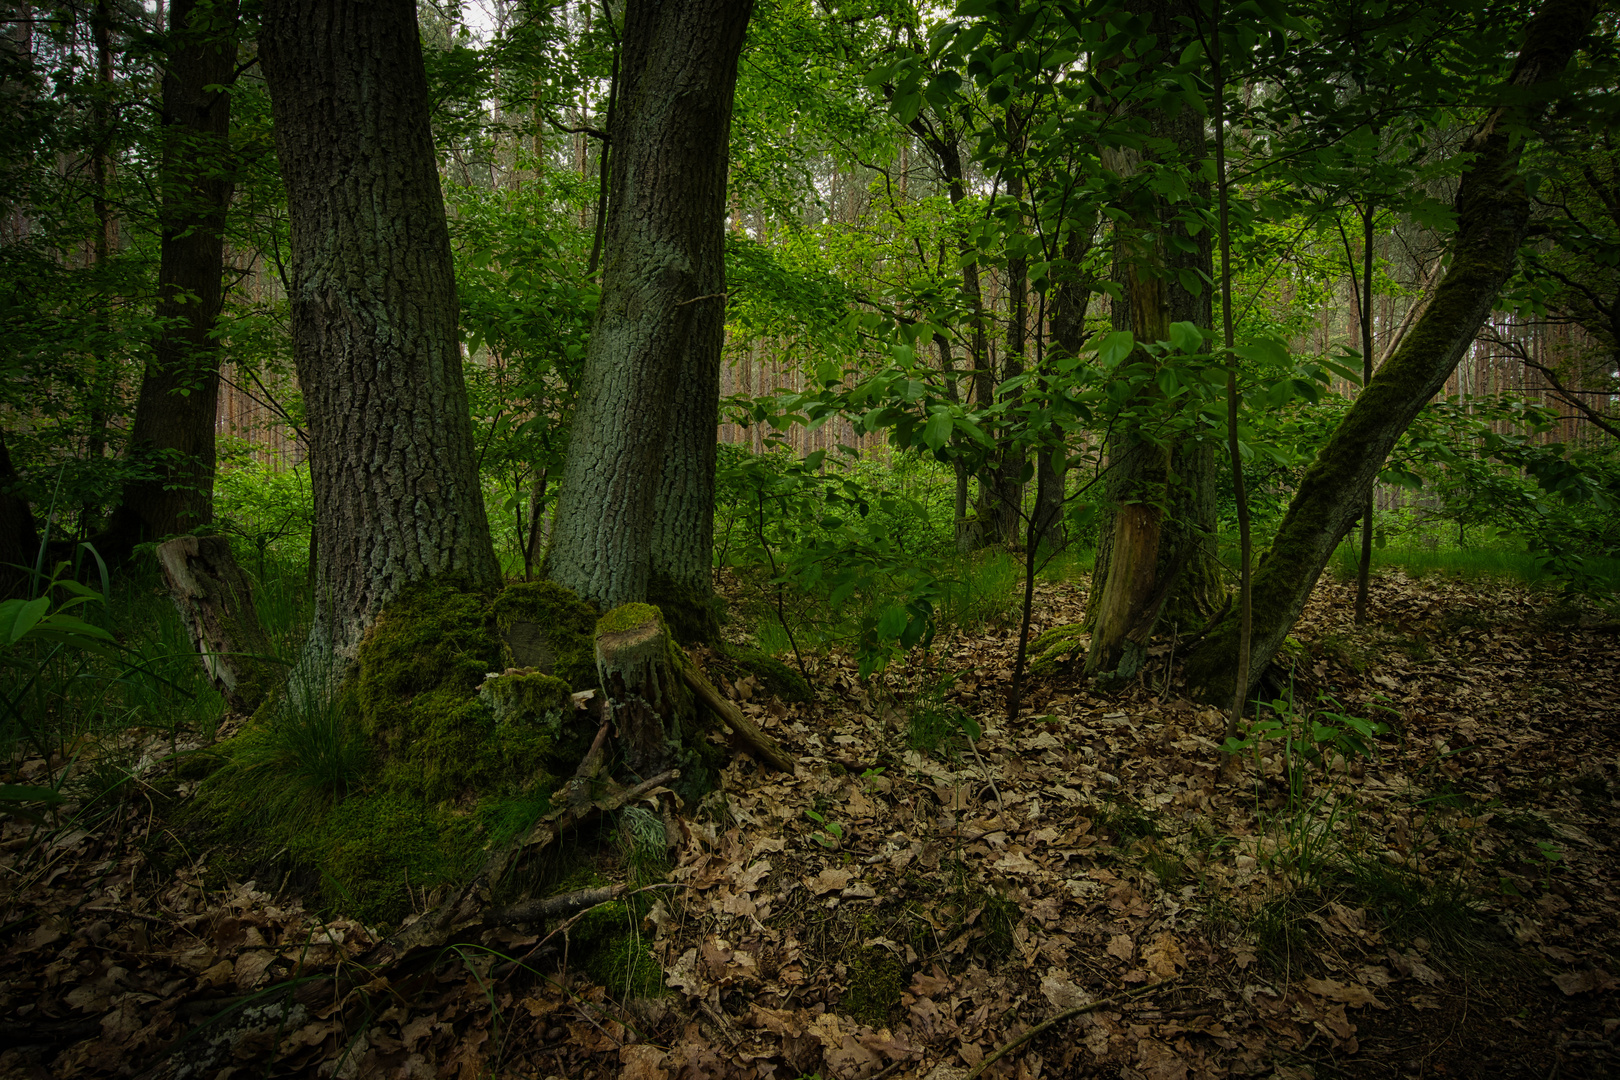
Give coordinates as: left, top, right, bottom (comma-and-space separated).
156, 535, 277, 713
595, 604, 691, 775
596, 603, 797, 776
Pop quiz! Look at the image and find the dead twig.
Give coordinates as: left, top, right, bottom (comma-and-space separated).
964, 978, 1178, 1080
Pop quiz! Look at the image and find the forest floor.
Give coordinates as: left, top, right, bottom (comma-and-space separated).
2, 569, 1619, 1080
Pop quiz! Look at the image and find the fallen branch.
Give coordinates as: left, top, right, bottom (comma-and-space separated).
964, 978, 1178, 1080
679, 658, 797, 772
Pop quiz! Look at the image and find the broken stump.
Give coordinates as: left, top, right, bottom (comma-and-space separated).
156, 535, 277, 713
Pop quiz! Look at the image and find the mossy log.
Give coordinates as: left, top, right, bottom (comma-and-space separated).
155, 535, 277, 713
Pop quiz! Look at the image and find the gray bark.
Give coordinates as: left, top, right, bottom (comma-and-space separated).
546, 0, 752, 612
260, 0, 501, 660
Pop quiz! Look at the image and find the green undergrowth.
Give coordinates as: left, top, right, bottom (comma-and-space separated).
186, 575, 602, 926
1329, 541, 1620, 591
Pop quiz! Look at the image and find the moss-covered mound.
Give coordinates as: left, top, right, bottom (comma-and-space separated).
187, 576, 601, 927
489, 580, 600, 689
1027, 622, 1088, 676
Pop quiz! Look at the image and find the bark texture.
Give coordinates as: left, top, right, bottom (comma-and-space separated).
107, 0, 237, 550
156, 535, 276, 712
260, 0, 500, 660
546, 0, 752, 612
1085, 8, 1222, 681
1183, 0, 1598, 706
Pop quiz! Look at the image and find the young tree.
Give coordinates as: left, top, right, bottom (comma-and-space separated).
1183, 0, 1600, 707
260, 0, 500, 660
544, 0, 753, 636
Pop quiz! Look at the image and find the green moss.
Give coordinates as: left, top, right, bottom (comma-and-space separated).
720, 644, 812, 703
840, 948, 906, 1024
479, 670, 571, 728
573, 901, 664, 999
296, 791, 479, 925
489, 580, 600, 689
1027, 622, 1087, 676
596, 602, 665, 637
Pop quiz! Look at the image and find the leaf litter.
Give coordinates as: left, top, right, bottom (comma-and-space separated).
1, 570, 1617, 1078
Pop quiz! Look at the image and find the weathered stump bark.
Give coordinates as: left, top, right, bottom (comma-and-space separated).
156, 535, 276, 713
595, 603, 796, 775
595, 604, 691, 775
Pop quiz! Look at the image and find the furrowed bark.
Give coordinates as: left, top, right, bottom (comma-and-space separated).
1184, 0, 1599, 707
260, 0, 501, 662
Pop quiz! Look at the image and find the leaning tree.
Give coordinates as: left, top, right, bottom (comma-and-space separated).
543, 0, 754, 642
1183, 0, 1601, 707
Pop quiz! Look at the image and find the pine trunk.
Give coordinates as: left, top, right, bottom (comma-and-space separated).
260, 0, 501, 660
546, 0, 752, 612
1183, 0, 1598, 706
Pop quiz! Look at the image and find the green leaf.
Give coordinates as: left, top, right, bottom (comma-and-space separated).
922, 412, 954, 452
2, 597, 48, 645
876, 604, 908, 639
1168, 321, 1203, 353
1097, 330, 1135, 368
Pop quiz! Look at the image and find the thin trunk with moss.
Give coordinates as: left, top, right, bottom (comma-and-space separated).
1184, 0, 1598, 706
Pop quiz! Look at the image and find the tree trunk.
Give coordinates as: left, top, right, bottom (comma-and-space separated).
1085, 11, 1222, 681
0, 430, 39, 600
105, 0, 238, 553
156, 535, 276, 713
1037, 226, 1095, 554
982, 103, 1029, 551
546, 0, 751, 612
260, 0, 501, 661
1183, 0, 1598, 707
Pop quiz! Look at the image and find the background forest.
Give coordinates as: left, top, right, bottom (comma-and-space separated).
2, 0, 1620, 1076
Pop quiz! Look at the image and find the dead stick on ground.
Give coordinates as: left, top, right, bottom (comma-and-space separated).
964, 979, 1178, 1080
679, 659, 797, 772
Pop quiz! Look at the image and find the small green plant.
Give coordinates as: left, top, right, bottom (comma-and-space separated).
804, 808, 844, 849
1224, 687, 1393, 803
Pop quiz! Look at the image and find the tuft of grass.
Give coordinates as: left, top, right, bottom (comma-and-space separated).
937, 550, 1021, 630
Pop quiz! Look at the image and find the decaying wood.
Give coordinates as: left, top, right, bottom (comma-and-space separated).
360, 720, 675, 969
679, 658, 797, 772
155, 535, 277, 713
965, 978, 1177, 1080
595, 609, 687, 774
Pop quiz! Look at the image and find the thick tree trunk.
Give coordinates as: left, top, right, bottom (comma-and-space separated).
1085, 17, 1222, 681
1183, 0, 1598, 707
105, 0, 237, 552
260, 0, 501, 661
546, 0, 752, 612
156, 535, 276, 713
